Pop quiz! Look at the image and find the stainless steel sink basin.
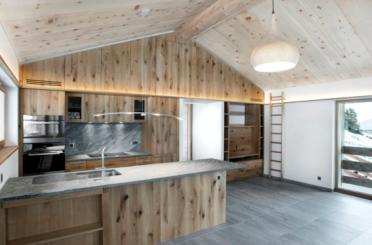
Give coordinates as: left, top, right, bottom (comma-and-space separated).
32, 169, 121, 184
88, 152, 129, 158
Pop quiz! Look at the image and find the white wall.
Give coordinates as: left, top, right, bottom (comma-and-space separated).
0, 151, 18, 189
192, 102, 224, 160
264, 100, 336, 189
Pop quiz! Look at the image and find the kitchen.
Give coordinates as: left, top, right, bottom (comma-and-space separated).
1, 1, 372, 245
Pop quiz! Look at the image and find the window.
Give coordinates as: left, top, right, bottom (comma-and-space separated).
0, 84, 4, 148
337, 99, 372, 195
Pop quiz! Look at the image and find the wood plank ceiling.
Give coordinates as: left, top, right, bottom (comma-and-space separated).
0, 0, 215, 63
195, 0, 372, 90
1, 0, 372, 90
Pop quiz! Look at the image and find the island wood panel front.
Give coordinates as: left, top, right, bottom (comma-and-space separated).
1, 190, 103, 245
0, 172, 226, 245
21, 34, 264, 104
102, 171, 226, 245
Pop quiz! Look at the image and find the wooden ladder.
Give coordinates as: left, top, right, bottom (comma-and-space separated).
269, 92, 284, 179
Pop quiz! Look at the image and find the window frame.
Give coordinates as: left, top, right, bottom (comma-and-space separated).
0, 83, 5, 150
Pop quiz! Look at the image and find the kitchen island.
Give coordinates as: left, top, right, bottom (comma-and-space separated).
0, 159, 242, 245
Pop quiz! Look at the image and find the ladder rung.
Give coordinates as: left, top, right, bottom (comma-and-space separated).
271, 96, 283, 98
271, 160, 282, 163
270, 168, 282, 172
271, 104, 282, 107
271, 150, 282, 153
271, 141, 282, 144
271, 114, 282, 116
271, 123, 282, 125
272, 133, 282, 135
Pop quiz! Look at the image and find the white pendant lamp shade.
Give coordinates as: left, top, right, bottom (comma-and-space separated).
251, 40, 300, 73
250, 0, 300, 73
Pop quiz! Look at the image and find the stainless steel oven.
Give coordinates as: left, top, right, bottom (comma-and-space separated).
23, 142, 65, 175
23, 115, 65, 143
23, 115, 65, 175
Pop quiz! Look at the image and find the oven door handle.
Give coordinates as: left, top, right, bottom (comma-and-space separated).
27, 151, 64, 156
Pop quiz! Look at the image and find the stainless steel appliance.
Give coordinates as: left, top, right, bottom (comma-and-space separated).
23, 115, 65, 175
23, 115, 64, 143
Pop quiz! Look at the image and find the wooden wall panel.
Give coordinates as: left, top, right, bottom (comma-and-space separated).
65, 49, 102, 91
103, 171, 226, 245
21, 89, 65, 116
21, 34, 264, 103
21, 57, 65, 90
143, 96, 179, 163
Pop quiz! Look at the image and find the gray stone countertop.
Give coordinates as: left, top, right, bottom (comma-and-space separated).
65, 151, 152, 163
0, 159, 244, 202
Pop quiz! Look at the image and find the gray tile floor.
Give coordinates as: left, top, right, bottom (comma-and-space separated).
161, 177, 372, 245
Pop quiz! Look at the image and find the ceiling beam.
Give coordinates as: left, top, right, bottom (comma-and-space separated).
176, 0, 260, 41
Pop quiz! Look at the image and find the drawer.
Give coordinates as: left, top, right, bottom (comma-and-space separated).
65, 161, 87, 172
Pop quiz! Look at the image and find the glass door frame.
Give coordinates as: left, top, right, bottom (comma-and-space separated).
335, 98, 372, 199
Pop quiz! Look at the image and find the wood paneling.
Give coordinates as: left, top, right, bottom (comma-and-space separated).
143, 96, 179, 163
0, 146, 17, 166
5, 193, 102, 244
65, 49, 102, 92
103, 171, 226, 245
1, 171, 226, 245
67, 155, 162, 172
21, 34, 264, 103
227, 159, 263, 182
21, 57, 65, 90
0, 0, 216, 63
21, 89, 65, 115
195, 0, 372, 90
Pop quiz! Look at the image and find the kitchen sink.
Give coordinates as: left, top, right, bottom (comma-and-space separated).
32, 169, 121, 184
88, 152, 129, 158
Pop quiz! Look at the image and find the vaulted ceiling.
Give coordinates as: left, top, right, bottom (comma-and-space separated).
0, 0, 215, 63
1, 0, 372, 90
195, 0, 372, 90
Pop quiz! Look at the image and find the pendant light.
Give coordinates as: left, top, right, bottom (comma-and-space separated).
250, 0, 300, 73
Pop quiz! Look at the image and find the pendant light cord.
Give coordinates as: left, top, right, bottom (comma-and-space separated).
272, 0, 275, 14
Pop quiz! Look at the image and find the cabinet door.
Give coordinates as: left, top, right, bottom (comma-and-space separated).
106, 157, 137, 168
22, 57, 65, 90
21, 89, 65, 116
65, 49, 102, 91
86, 160, 101, 170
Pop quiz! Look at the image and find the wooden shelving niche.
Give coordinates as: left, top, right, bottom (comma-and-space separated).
224, 102, 264, 181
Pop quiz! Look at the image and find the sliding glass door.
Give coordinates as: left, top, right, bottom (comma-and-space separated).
337, 100, 372, 195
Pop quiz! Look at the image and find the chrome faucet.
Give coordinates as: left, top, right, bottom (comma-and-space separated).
101, 146, 107, 170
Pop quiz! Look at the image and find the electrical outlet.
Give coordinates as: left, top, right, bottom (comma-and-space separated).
317, 176, 321, 181
69, 142, 75, 148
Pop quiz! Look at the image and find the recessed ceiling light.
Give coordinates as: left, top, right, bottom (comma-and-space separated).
137, 8, 151, 17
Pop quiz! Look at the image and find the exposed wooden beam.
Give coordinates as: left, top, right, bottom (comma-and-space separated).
176, 0, 260, 41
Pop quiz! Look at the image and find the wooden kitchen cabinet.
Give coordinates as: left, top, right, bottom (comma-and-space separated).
21, 89, 65, 116
21, 57, 65, 90
65, 161, 87, 172
66, 92, 146, 123
67, 156, 161, 172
